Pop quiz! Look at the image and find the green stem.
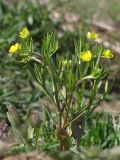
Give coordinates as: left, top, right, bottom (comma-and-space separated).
64, 107, 87, 128
35, 128, 40, 149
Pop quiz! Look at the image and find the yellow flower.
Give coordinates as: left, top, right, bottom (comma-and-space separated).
101, 50, 114, 58
19, 27, 30, 39
9, 43, 21, 54
87, 31, 98, 40
79, 50, 92, 62
62, 60, 72, 66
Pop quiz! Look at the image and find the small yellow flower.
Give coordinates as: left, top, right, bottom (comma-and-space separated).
9, 43, 21, 54
101, 50, 114, 58
62, 60, 72, 66
79, 50, 92, 62
19, 27, 30, 39
87, 31, 98, 40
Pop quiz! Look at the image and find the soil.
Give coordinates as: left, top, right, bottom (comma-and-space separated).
1, 151, 54, 160
96, 100, 120, 114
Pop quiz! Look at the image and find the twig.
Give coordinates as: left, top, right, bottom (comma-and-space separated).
91, 20, 115, 32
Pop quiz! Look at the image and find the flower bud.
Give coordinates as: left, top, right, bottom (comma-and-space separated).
28, 109, 42, 128
7, 106, 20, 128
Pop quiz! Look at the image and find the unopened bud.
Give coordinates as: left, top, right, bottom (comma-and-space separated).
7, 105, 20, 128
28, 110, 42, 128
